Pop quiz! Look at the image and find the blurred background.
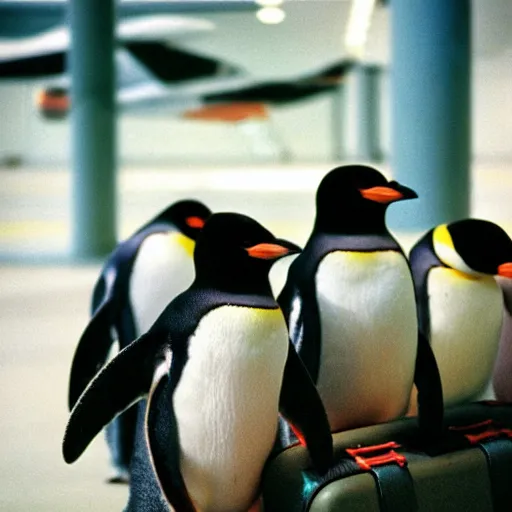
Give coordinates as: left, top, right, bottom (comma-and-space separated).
0, 0, 511, 510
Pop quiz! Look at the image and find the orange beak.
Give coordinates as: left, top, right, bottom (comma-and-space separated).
359, 183, 418, 204
359, 186, 405, 204
186, 216, 205, 229
246, 240, 301, 260
498, 262, 512, 278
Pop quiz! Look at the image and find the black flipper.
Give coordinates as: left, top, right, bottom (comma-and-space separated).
91, 272, 108, 313
278, 272, 321, 384
278, 281, 305, 354
146, 353, 195, 512
68, 298, 117, 410
408, 229, 442, 339
278, 342, 333, 474
414, 331, 444, 441
63, 330, 165, 464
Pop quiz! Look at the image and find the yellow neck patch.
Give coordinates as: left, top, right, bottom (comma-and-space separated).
175, 232, 195, 257
432, 224, 452, 252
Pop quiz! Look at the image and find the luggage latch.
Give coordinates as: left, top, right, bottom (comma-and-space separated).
346, 441, 407, 471
449, 419, 512, 444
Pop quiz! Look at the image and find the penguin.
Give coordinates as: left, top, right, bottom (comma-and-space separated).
493, 275, 512, 402
68, 199, 211, 482
63, 212, 333, 512
409, 218, 512, 409
277, 164, 444, 442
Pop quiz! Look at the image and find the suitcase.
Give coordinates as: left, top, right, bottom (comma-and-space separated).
262, 402, 512, 512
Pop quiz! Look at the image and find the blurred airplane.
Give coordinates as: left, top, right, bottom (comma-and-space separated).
0, 1, 355, 159
0, 7, 354, 120
4, 53, 353, 124
39, 57, 354, 160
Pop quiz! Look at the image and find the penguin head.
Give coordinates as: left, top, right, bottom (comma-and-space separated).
152, 199, 212, 240
193, 212, 301, 294
315, 165, 417, 234
433, 219, 512, 278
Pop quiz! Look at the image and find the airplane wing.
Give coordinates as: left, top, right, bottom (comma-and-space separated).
203, 58, 356, 106
203, 81, 338, 106
0, 15, 218, 79
299, 58, 356, 85
120, 41, 243, 86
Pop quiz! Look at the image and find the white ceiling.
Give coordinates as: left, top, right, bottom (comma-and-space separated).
177, 0, 512, 77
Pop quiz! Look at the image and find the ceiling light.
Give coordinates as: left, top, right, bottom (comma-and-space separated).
256, 6, 286, 24
345, 0, 376, 58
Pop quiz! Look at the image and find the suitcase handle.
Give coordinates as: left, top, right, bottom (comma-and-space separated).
449, 419, 512, 444
346, 441, 407, 471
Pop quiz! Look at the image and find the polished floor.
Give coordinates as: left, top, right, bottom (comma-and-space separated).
1, 160, 511, 511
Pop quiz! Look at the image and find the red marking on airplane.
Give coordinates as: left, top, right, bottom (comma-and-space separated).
183, 102, 268, 122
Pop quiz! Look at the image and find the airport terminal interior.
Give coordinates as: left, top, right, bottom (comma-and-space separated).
1, 1, 512, 510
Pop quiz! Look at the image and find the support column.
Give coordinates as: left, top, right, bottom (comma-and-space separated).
69, 0, 117, 258
389, 0, 471, 231
331, 83, 347, 161
356, 64, 382, 163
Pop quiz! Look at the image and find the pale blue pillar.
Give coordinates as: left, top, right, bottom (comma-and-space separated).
69, 0, 117, 258
389, 0, 471, 231
356, 64, 382, 162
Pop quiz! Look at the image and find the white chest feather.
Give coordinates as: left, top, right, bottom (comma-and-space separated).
129, 232, 194, 335
172, 306, 289, 512
428, 268, 503, 407
315, 250, 417, 432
